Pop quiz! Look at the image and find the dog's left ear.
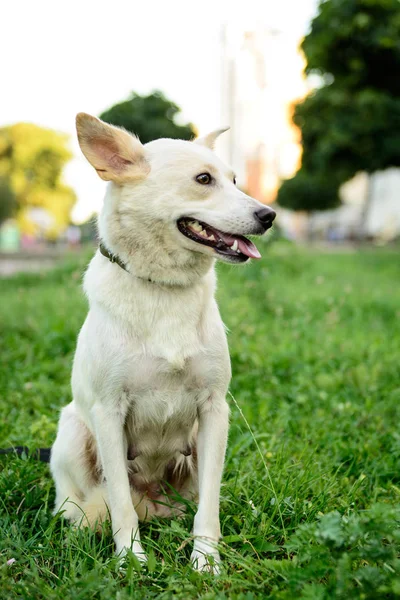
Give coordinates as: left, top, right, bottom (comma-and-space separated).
194, 127, 230, 150
76, 113, 150, 183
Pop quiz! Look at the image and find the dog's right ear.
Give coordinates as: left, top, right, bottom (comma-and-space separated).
76, 113, 150, 183
195, 128, 230, 150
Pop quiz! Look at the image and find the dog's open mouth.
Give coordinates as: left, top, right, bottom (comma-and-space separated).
177, 218, 261, 261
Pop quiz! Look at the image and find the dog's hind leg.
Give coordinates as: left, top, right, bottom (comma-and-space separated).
50, 402, 99, 524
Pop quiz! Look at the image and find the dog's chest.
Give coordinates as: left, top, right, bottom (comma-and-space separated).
112, 277, 210, 369
123, 353, 210, 457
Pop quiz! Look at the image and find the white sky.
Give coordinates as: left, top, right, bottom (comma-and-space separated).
1, 0, 317, 222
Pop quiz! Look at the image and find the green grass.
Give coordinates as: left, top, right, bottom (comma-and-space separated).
1, 241, 400, 599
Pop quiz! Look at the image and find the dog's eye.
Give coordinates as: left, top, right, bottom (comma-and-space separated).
233, 176, 237, 185
196, 173, 212, 185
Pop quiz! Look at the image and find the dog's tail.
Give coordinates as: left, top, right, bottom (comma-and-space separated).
0, 446, 51, 463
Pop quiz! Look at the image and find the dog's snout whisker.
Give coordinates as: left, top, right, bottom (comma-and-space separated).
127, 446, 140, 461
181, 444, 192, 457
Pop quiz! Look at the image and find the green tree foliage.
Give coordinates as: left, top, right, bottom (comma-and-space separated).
277, 168, 340, 212
302, 0, 400, 94
295, 87, 400, 183
278, 0, 400, 212
0, 123, 76, 237
100, 90, 196, 143
0, 178, 16, 226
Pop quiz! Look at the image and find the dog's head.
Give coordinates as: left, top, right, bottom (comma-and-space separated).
76, 113, 276, 273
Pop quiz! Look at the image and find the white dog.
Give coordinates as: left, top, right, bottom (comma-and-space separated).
50, 113, 276, 572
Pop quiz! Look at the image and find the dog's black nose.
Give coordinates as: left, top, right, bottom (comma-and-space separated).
254, 207, 276, 230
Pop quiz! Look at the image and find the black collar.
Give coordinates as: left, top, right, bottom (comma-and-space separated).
99, 242, 168, 285
98, 242, 191, 288
99, 242, 129, 273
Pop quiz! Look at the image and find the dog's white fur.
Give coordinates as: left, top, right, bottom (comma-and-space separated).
50, 114, 271, 572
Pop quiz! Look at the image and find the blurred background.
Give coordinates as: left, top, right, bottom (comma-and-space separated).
2, 3, 400, 594
0, 0, 400, 274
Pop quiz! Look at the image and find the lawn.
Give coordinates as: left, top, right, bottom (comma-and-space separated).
1, 241, 400, 599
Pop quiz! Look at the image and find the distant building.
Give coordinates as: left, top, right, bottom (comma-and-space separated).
313, 170, 400, 241
279, 170, 400, 241
365, 169, 400, 240
220, 24, 306, 204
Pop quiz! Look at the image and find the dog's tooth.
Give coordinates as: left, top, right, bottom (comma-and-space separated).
231, 240, 238, 252
208, 234, 216, 241
191, 221, 203, 232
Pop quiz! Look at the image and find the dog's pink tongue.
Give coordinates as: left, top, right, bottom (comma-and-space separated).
236, 238, 261, 259
219, 233, 261, 259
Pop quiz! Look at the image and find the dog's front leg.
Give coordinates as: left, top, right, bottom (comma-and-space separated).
191, 397, 229, 573
91, 402, 146, 562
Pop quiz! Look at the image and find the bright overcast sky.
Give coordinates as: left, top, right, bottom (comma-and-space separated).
1, 0, 318, 222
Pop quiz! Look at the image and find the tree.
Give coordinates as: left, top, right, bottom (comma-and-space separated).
294, 86, 400, 183
278, 0, 400, 215
100, 90, 196, 143
302, 0, 400, 95
0, 123, 76, 238
277, 168, 340, 213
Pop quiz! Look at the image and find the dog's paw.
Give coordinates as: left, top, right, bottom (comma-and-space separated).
115, 541, 147, 565
190, 537, 221, 575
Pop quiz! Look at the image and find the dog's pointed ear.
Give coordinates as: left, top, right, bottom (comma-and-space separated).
194, 127, 230, 150
76, 113, 150, 183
